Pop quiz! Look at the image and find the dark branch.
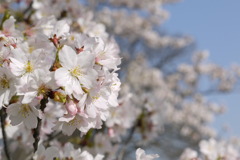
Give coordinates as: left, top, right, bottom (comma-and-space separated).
23, 0, 33, 15
117, 123, 137, 160
32, 97, 48, 152
0, 108, 11, 160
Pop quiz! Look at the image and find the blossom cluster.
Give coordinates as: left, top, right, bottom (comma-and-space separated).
180, 138, 240, 160
0, 2, 122, 158
118, 52, 234, 143
0, 15, 121, 133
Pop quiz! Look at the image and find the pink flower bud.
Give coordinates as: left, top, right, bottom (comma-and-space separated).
95, 57, 100, 63
108, 128, 115, 137
66, 100, 78, 116
36, 95, 44, 101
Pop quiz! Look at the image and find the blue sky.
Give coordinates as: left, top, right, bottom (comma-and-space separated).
163, 0, 240, 138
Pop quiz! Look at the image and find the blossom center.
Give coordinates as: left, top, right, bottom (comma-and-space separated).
70, 67, 82, 77
0, 75, 10, 89
25, 61, 33, 73
38, 84, 50, 97
0, 55, 3, 66
92, 95, 99, 101
68, 117, 82, 126
98, 50, 107, 57
19, 104, 31, 118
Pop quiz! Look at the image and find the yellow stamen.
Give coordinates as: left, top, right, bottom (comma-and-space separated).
38, 84, 50, 97
18, 104, 31, 118
99, 51, 106, 56
92, 96, 99, 100
68, 117, 81, 126
0, 75, 9, 89
92, 93, 100, 101
25, 61, 33, 73
28, 46, 34, 53
82, 87, 89, 94
70, 67, 82, 77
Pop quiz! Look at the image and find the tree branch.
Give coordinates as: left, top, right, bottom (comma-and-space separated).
0, 108, 11, 160
117, 124, 137, 160
32, 97, 48, 152
23, 0, 33, 15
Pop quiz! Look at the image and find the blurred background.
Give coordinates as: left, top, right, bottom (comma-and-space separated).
163, 0, 240, 138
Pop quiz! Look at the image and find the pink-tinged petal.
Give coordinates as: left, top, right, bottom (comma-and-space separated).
66, 101, 78, 116
59, 114, 75, 122
59, 45, 77, 69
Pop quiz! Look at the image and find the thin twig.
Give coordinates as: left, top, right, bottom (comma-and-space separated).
43, 131, 62, 147
117, 124, 137, 160
0, 108, 11, 160
23, 0, 33, 15
32, 97, 48, 152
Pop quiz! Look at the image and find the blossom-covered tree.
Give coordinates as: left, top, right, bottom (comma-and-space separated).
0, 0, 240, 160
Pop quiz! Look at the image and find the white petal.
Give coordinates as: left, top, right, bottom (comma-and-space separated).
77, 51, 94, 68
86, 105, 97, 118
21, 91, 37, 104
25, 113, 38, 129
59, 45, 77, 69
72, 77, 83, 95
7, 104, 19, 116
10, 57, 25, 76
55, 68, 71, 86
62, 123, 76, 136
3, 16, 15, 32
9, 115, 22, 126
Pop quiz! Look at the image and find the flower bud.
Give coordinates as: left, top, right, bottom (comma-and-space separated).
66, 100, 78, 116
108, 128, 115, 137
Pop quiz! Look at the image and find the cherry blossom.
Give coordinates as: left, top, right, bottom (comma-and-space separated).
0, 0, 239, 160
